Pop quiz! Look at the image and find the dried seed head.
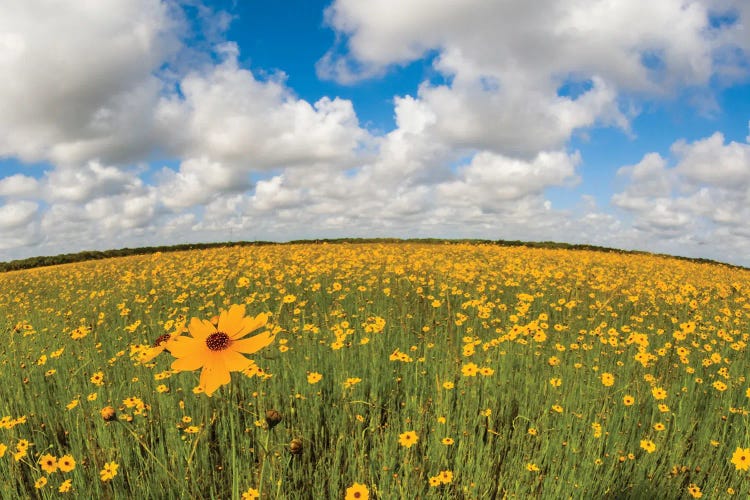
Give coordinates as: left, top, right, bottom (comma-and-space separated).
289, 438, 303, 455
265, 409, 282, 429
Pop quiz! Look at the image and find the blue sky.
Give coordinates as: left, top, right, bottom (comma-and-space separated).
1, 0, 749, 265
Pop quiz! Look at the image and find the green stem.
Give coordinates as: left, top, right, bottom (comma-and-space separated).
117, 421, 184, 491
258, 428, 272, 497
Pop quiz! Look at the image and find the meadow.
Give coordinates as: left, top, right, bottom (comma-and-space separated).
1, 242, 749, 499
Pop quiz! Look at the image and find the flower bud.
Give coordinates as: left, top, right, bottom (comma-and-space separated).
265, 409, 282, 429
289, 438, 303, 455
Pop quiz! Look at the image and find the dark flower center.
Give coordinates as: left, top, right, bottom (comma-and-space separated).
206, 332, 231, 351
153, 334, 171, 347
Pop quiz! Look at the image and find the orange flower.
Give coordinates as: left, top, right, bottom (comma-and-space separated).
169, 305, 275, 396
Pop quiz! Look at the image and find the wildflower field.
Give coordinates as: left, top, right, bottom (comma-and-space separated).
2, 242, 750, 499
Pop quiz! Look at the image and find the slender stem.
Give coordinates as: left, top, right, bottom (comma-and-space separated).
258, 428, 272, 497
276, 455, 291, 498
117, 420, 184, 489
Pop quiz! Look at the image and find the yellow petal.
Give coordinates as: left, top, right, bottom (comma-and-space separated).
232, 330, 275, 354
168, 336, 204, 359
221, 349, 253, 372
171, 355, 206, 372
232, 312, 269, 340
218, 304, 246, 337
199, 358, 231, 396
188, 317, 215, 340
138, 345, 165, 364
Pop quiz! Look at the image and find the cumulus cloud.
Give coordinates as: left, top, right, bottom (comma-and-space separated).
319, 0, 746, 160
321, 0, 744, 91
398, 77, 625, 157
0, 174, 39, 198
156, 44, 370, 170
437, 151, 580, 211
613, 129, 750, 261
673, 132, 750, 188
0, 0, 179, 166
143, 42, 375, 214
0, 201, 38, 230
43, 161, 144, 203
0, 201, 41, 250
157, 157, 251, 210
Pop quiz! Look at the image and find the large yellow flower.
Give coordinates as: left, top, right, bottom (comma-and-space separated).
169, 304, 275, 396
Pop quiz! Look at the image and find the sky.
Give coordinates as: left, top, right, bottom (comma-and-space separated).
1, 1, 750, 265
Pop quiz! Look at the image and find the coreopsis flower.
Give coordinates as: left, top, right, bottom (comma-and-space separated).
168, 305, 275, 396
241, 488, 260, 500
90, 371, 104, 386
651, 387, 667, 400
640, 439, 657, 453
437, 470, 453, 484
731, 447, 750, 471
58, 479, 72, 493
58, 454, 76, 472
99, 461, 119, 482
398, 431, 418, 448
461, 363, 479, 376
344, 482, 369, 500
38, 453, 58, 473
687, 483, 703, 498
343, 377, 362, 389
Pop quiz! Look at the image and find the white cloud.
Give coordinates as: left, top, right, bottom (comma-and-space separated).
0, 0, 179, 166
673, 132, 750, 188
0, 174, 38, 198
157, 157, 251, 210
319, 0, 746, 161
44, 161, 143, 203
0, 200, 38, 230
613, 130, 750, 260
437, 151, 580, 211
37, 185, 167, 255
156, 45, 370, 170
402, 76, 626, 157
321, 0, 743, 91
0, 200, 41, 250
